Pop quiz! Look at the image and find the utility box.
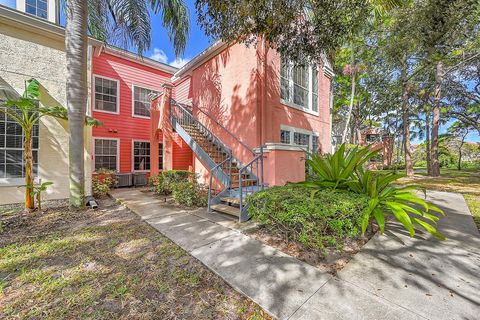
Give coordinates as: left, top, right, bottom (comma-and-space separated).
133, 172, 148, 187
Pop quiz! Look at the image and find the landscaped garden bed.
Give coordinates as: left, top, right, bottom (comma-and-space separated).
0, 198, 270, 319
246, 185, 377, 274
245, 144, 446, 274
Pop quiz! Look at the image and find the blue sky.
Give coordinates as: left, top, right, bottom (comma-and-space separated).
1, 0, 478, 142
0, 0, 211, 68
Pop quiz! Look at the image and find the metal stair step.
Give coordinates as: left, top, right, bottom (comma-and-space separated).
220, 197, 241, 206
210, 204, 240, 217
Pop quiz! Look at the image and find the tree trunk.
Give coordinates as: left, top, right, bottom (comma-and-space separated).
65, 0, 88, 208
342, 50, 356, 144
425, 111, 431, 175
431, 61, 444, 177
458, 130, 468, 170
401, 60, 413, 177
24, 129, 34, 210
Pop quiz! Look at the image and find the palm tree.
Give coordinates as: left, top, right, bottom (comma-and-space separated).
64, 0, 189, 207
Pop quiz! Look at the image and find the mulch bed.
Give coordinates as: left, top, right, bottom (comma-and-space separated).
247, 225, 377, 275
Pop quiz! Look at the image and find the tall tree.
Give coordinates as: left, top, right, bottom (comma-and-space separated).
64, 0, 189, 207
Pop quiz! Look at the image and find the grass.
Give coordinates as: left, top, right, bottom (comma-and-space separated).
0, 199, 271, 320
390, 168, 480, 230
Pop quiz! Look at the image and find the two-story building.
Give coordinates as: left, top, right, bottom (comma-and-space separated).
0, 1, 333, 213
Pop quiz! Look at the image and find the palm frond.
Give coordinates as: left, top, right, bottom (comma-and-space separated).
151, 0, 190, 56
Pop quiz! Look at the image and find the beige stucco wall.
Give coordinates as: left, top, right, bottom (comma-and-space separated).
0, 21, 92, 205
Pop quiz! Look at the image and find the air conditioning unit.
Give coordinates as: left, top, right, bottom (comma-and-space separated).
115, 173, 133, 188
133, 172, 148, 187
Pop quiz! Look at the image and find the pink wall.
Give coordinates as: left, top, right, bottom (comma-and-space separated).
263, 150, 306, 186
264, 48, 332, 153
172, 42, 332, 186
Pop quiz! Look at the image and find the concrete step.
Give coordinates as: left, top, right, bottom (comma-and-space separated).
210, 204, 240, 217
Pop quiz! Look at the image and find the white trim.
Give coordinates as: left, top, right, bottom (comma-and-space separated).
92, 137, 120, 172
255, 143, 307, 153
103, 46, 178, 75
131, 139, 151, 173
280, 125, 319, 151
280, 60, 320, 116
131, 84, 160, 119
172, 41, 229, 82
92, 74, 120, 115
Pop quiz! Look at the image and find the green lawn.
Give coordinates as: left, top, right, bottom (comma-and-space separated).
0, 200, 270, 320
391, 168, 480, 229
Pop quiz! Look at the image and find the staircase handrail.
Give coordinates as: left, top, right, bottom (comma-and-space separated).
238, 147, 264, 221
170, 99, 232, 155
207, 156, 232, 213
173, 100, 255, 156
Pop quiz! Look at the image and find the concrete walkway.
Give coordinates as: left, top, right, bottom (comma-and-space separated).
111, 189, 480, 320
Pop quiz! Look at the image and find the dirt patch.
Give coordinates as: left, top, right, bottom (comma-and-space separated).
0, 200, 271, 320
247, 225, 377, 275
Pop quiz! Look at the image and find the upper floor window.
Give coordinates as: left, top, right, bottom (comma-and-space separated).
0, 107, 39, 179
281, 58, 319, 114
25, 0, 48, 20
94, 76, 119, 114
133, 86, 157, 118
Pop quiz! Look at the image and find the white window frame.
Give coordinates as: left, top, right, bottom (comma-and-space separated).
280, 125, 319, 151
93, 75, 120, 115
131, 85, 159, 119
132, 139, 151, 173
93, 137, 120, 172
24, 0, 49, 20
280, 60, 320, 116
0, 104, 40, 186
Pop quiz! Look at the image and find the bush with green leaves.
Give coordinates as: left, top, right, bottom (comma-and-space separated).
247, 185, 369, 249
92, 169, 117, 198
300, 144, 445, 239
150, 170, 194, 195
171, 181, 208, 207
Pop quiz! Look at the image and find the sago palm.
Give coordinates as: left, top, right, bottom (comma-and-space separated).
64, 0, 189, 207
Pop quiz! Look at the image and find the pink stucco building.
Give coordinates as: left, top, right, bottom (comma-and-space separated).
151, 41, 333, 220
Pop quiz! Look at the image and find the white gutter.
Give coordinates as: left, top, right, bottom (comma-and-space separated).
0, 4, 103, 47
103, 45, 178, 75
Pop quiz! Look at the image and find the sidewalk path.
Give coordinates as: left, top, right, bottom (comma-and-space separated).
112, 189, 479, 320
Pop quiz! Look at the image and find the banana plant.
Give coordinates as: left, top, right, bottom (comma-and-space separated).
1, 79, 100, 211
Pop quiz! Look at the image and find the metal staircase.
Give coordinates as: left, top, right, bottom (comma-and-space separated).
169, 99, 264, 222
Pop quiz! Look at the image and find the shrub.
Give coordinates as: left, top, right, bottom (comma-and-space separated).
150, 170, 194, 195
92, 169, 117, 198
149, 174, 166, 194
247, 185, 369, 249
300, 144, 445, 239
171, 181, 208, 207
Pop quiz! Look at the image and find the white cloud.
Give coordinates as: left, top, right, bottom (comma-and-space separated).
170, 58, 190, 68
149, 47, 190, 68
149, 48, 168, 64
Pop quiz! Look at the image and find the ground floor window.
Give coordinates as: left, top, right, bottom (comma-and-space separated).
94, 138, 118, 171
158, 143, 163, 170
133, 141, 150, 171
0, 109, 39, 178
280, 126, 319, 153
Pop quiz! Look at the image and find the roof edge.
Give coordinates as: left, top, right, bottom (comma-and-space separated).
172, 41, 229, 83
103, 46, 178, 75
